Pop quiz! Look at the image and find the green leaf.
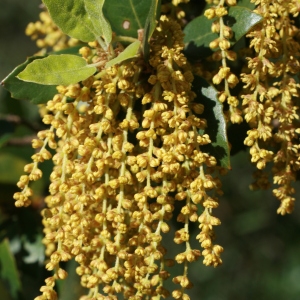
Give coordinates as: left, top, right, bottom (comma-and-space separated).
142, 0, 161, 59
1, 46, 85, 104
184, 6, 263, 60
84, 0, 112, 45
184, 15, 218, 59
43, 0, 109, 42
193, 76, 230, 169
1, 56, 57, 104
236, 0, 256, 10
106, 41, 141, 68
223, 6, 263, 43
17, 54, 96, 86
0, 239, 22, 299
103, 0, 153, 38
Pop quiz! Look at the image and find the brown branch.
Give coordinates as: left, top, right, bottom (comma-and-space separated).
0, 114, 43, 132
6, 135, 36, 146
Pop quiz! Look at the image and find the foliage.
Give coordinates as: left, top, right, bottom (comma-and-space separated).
1, 0, 300, 299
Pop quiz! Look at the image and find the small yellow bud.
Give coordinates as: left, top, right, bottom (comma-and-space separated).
215, 7, 228, 17
204, 8, 216, 20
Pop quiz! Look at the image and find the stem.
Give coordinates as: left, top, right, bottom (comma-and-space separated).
113, 36, 139, 44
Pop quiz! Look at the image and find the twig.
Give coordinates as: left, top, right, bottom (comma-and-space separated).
0, 114, 43, 132
6, 135, 36, 146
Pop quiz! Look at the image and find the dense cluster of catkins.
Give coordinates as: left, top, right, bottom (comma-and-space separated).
241, 0, 300, 215
14, 13, 223, 300
12, 0, 300, 299
201, 0, 300, 214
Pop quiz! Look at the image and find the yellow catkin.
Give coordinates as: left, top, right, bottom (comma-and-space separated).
241, 0, 300, 215
15, 12, 224, 299
204, 0, 243, 124
13, 1, 300, 299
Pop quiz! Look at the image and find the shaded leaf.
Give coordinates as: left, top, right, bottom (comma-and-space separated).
184, 15, 218, 59
193, 76, 230, 169
205, 0, 255, 9
0, 239, 22, 299
103, 0, 153, 38
106, 41, 141, 68
236, 0, 256, 10
1, 56, 57, 104
142, 0, 161, 60
43, 0, 107, 42
223, 6, 263, 43
17, 54, 96, 86
184, 6, 263, 60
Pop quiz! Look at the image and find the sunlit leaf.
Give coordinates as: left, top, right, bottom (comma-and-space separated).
84, 0, 112, 45
17, 54, 96, 86
193, 76, 230, 169
103, 0, 153, 38
43, 0, 108, 42
1, 47, 86, 104
184, 6, 263, 60
142, 0, 161, 59
106, 41, 141, 68
1, 56, 57, 104
0, 239, 22, 299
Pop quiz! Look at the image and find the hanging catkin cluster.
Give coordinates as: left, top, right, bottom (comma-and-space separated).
240, 0, 300, 215
14, 12, 223, 300
201, 0, 300, 215
205, 0, 243, 124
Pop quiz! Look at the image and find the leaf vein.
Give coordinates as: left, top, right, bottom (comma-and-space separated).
129, 0, 142, 29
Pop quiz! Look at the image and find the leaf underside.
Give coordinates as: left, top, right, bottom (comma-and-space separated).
193, 76, 231, 169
